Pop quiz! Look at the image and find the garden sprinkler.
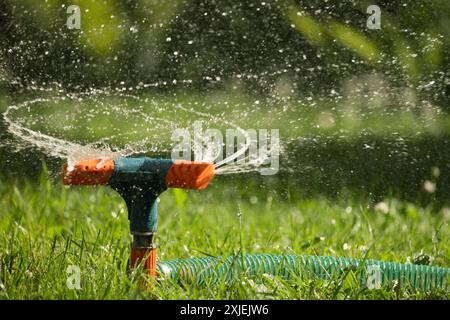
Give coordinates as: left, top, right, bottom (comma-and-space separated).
62, 157, 215, 280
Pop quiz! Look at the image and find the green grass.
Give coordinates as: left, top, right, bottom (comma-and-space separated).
0, 168, 449, 299
2, 91, 450, 299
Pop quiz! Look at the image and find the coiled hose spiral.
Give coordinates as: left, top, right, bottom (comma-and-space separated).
157, 254, 450, 290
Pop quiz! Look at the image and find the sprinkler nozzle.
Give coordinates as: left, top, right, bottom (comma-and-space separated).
62, 159, 115, 185
165, 160, 215, 190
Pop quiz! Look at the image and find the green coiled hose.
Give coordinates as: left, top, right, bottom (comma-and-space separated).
157, 254, 450, 291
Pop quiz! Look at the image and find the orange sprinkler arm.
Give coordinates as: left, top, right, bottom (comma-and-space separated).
62, 159, 115, 185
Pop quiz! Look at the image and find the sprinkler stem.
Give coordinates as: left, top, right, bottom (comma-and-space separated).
131, 233, 157, 280
132, 232, 154, 248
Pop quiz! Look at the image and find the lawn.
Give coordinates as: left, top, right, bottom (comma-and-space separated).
1, 92, 450, 299
0, 167, 449, 299
1, 0, 449, 302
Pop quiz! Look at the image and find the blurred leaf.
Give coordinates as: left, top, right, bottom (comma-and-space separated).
287, 10, 325, 45
328, 21, 380, 63
392, 37, 419, 82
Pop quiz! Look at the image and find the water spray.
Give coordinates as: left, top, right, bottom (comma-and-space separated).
62, 157, 450, 291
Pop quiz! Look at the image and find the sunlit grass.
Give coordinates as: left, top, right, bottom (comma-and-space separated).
0, 169, 449, 299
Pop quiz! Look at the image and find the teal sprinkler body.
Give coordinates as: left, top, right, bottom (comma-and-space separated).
109, 158, 174, 266
109, 158, 173, 236
63, 157, 450, 291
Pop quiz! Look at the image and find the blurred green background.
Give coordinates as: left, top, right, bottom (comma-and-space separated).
1, 0, 449, 94
1, 0, 450, 202
2, 1, 450, 299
